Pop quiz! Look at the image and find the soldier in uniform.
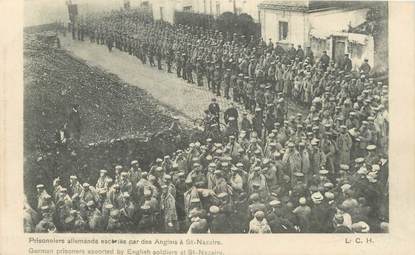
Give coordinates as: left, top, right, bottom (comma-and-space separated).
166, 45, 174, 73
156, 45, 163, 70
248, 210, 271, 233
160, 185, 178, 233
223, 69, 231, 98
207, 61, 215, 90
195, 58, 204, 87
138, 203, 154, 233
213, 65, 222, 96
208, 205, 227, 233
85, 201, 104, 232
185, 58, 194, 84
176, 53, 183, 78
107, 209, 123, 233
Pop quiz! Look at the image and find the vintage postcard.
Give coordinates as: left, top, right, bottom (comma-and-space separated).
1, 0, 414, 254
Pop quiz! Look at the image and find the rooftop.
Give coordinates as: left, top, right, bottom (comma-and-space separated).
258, 0, 382, 12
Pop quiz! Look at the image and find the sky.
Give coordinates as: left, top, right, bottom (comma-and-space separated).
24, 0, 129, 27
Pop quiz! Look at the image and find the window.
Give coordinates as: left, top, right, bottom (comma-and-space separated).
216, 3, 220, 16
279, 21, 288, 41
160, 7, 164, 21
183, 6, 192, 12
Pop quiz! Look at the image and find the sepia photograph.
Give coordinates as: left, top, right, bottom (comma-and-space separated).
23, 0, 389, 234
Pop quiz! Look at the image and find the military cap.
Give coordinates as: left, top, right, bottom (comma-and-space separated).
208, 162, 217, 168
156, 158, 163, 163
340, 184, 351, 193
316, 168, 328, 176
372, 164, 380, 172
355, 157, 365, 164
269, 200, 281, 207
299, 197, 307, 205
104, 204, 114, 210
86, 201, 95, 207
140, 204, 151, 210
115, 165, 123, 170
288, 142, 295, 147
70, 175, 77, 180
340, 164, 350, 171
221, 162, 229, 167
357, 167, 368, 175
164, 174, 172, 180
254, 211, 265, 218
324, 182, 334, 189
143, 189, 152, 197
141, 171, 148, 177
236, 162, 244, 167
324, 192, 335, 200
366, 145, 377, 151
214, 169, 222, 175
121, 172, 128, 176
82, 183, 90, 188
110, 209, 120, 217
36, 184, 45, 189
40, 205, 50, 211
177, 172, 185, 177
294, 172, 304, 177
311, 192, 324, 203
209, 206, 220, 214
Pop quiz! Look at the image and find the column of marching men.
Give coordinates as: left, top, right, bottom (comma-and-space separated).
24, 9, 389, 233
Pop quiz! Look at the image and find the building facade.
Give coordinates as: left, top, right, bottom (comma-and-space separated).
259, 0, 379, 70
151, 0, 263, 23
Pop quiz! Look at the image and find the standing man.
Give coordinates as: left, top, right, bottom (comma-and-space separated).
160, 185, 178, 233
319, 51, 330, 71
68, 104, 81, 142
208, 98, 220, 126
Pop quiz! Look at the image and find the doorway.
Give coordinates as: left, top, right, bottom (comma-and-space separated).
332, 37, 346, 65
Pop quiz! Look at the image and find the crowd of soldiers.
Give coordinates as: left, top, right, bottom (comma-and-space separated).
25, 9, 389, 234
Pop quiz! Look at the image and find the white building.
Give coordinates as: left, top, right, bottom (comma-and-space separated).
259, 0, 380, 70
